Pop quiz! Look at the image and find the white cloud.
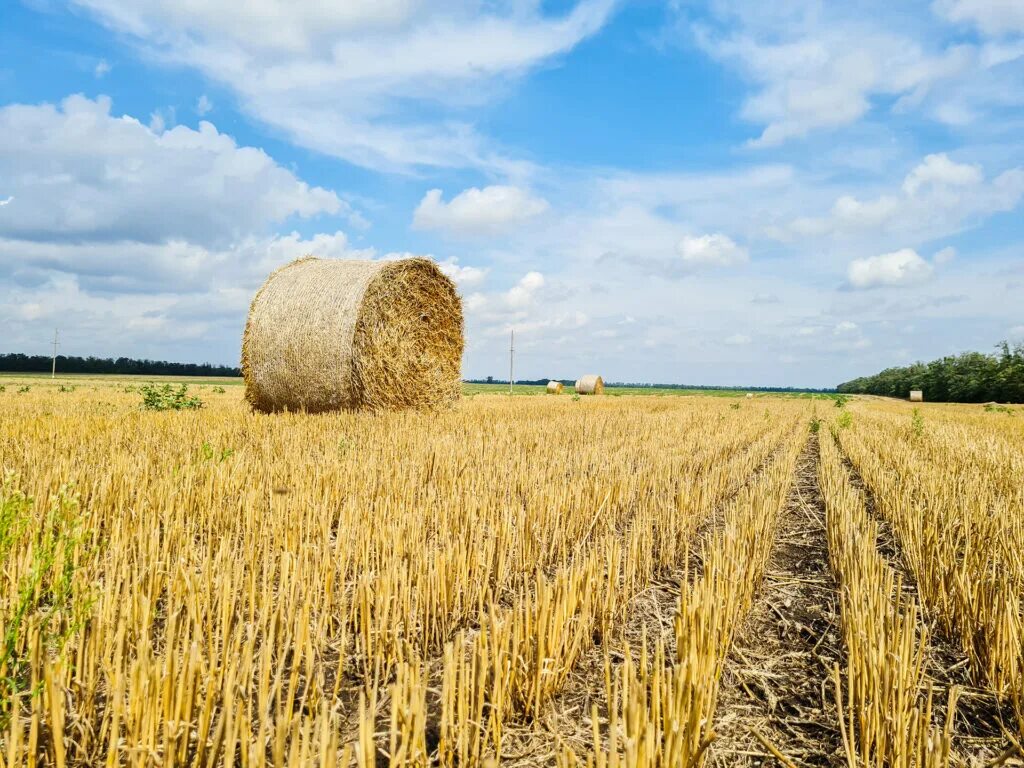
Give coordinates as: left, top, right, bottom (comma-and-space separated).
94, 59, 111, 77
196, 94, 213, 115
0, 95, 342, 247
686, 3, 1022, 146
834, 320, 859, 334
677, 233, 748, 268
437, 258, 487, 288
505, 271, 545, 308
783, 154, 1024, 242
0, 197, 12, 206
902, 153, 983, 195
933, 246, 957, 264
934, 0, 1024, 36
70, 0, 615, 171
847, 248, 934, 289
413, 186, 549, 235
724, 333, 752, 345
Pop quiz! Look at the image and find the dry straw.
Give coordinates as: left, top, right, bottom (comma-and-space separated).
546, 381, 564, 394
242, 256, 463, 412
574, 375, 604, 395
909, 390, 924, 402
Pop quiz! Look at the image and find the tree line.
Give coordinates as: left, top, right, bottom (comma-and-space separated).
0, 353, 240, 378
836, 342, 1024, 403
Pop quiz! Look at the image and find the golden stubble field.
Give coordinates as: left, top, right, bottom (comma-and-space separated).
0, 380, 1021, 767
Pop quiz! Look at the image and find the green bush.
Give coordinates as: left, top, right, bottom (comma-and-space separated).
140, 383, 203, 411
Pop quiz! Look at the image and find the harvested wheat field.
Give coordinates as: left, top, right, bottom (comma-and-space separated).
0, 382, 1022, 767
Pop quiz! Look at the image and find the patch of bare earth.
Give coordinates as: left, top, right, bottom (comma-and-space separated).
708, 433, 846, 767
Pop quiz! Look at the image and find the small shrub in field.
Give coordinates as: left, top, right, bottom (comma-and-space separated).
212, 386, 226, 394
0, 385, 5, 393
834, 395, 850, 408
140, 384, 203, 411
910, 408, 924, 439
984, 403, 1013, 415
199, 441, 234, 463
730, 402, 741, 410
16, 386, 30, 394
809, 415, 822, 434
837, 410, 853, 430
0, 479, 93, 713
58, 384, 75, 393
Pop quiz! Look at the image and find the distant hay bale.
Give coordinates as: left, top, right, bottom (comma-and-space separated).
546, 381, 564, 394
746, 393, 754, 399
575, 375, 604, 395
909, 390, 924, 402
242, 256, 463, 413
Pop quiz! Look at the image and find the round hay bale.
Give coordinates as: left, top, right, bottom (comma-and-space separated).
546, 381, 564, 394
575, 374, 604, 395
242, 256, 463, 413
909, 390, 924, 402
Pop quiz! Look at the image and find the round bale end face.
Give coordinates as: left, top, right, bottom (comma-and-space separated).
242, 257, 463, 413
909, 390, 924, 402
546, 381, 564, 394
575, 374, 604, 395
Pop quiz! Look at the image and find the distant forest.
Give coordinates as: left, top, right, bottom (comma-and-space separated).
837, 341, 1024, 403
0, 353, 241, 378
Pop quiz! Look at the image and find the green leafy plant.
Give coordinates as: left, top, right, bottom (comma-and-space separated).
834, 395, 850, 408
0, 480, 94, 718
57, 384, 76, 393
983, 403, 1013, 415
837, 410, 853, 430
199, 441, 234, 463
730, 402, 741, 410
16, 386, 30, 394
211, 386, 226, 394
140, 383, 203, 411
910, 408, 925, 439
809, 415, 822, 434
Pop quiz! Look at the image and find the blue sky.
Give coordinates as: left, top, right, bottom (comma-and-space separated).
1, 0, 1022, 387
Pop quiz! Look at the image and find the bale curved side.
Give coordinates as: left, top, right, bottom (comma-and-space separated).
546, 381, 564, 394
575, 375, 604, 395
242, 257, 463, 412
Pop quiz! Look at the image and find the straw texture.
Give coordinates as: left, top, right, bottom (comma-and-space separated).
909, 390, 924, 402
242, 256, 463, 413
546, 381, 564, 394
575, 375, 604, 395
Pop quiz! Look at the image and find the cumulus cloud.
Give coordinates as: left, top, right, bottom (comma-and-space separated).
782, 154, 1024, 242
436, 258, 487, 288
677, 233, 749, 268
847, 248, 934, 289
413, 186, 549, 235
934, 0, 1024, 36
0, 95, 344, 247
70, 0, 615, 171
505, 271, 545, 308
685, 3, 1022, 146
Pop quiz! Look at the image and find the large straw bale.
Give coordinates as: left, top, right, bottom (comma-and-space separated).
575, 375, 604, 395
546, 381, 564, 394
242, 256, 463, 413
909, 390, 924, 402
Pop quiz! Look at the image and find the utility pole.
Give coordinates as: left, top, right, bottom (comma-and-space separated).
51, 328, 60, 379
509, 329, 514, 396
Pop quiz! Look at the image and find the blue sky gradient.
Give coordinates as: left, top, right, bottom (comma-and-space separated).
1, 0, 1022, 387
